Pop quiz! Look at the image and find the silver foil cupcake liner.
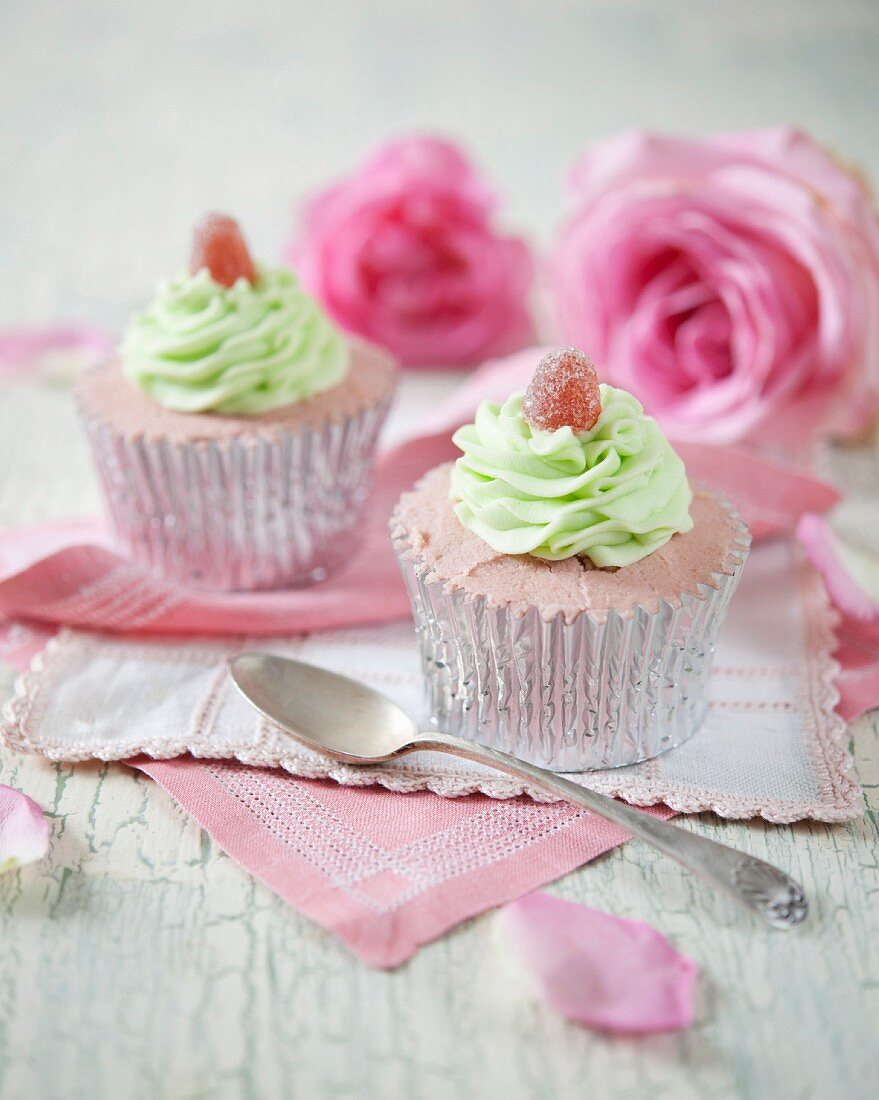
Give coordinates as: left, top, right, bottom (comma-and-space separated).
82, 396, 392, 591
393, 511, 749, 771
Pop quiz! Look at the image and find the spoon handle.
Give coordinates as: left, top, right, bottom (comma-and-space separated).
417, 733, 808, 929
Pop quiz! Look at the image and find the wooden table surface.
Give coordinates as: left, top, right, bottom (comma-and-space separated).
2, 5, 878, 1098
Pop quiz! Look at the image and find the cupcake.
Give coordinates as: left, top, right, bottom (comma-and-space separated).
76, 214, 397, 591
391, 349, 749, 771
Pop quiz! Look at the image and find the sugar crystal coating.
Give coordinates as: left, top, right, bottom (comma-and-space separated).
190, 213, 257, 287
522, 348, 602, 433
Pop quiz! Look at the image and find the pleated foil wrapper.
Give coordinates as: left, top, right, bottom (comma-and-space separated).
82, 395, 392, 591
393, 508, 750, 771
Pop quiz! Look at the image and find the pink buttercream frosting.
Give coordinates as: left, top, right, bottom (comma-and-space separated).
75, 339, 396, 444
392, 464, 746, 622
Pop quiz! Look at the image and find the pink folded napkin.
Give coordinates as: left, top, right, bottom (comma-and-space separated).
0, 434, 451, 636
137, 756, 675, 968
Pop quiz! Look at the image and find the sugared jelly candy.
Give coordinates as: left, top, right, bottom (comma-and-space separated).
522, 348, 602, 433
190, 213, 257, 287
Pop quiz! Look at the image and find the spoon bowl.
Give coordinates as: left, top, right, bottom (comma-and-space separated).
230, 652, 416, 763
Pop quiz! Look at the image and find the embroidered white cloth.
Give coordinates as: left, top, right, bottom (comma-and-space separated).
2, 540, 861, 822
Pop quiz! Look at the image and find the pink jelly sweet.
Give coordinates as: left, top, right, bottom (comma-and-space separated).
522, 348, 602, 433
190, 213, 257, 287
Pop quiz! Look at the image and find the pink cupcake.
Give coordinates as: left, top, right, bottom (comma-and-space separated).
392, 349, 749, 770
76, 215, 397, 591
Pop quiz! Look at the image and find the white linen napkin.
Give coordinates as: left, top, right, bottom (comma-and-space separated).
2, 540, 861, 822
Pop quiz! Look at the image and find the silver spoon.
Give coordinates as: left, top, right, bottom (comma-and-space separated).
229, 653, 808, 929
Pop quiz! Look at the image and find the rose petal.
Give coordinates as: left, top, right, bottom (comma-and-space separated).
797, 513, 879, 622
0, 324, 114, 385
0, 783, 50, 873
497, 892, 697, 1035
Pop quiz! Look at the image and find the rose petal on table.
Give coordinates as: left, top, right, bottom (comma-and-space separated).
797, 513, 879, 623
0, 784, 51, 873
0, 324, 114, 384
497, 892, 697, 1035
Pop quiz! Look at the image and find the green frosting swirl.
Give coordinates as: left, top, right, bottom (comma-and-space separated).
450, 384, 693, 568
121, 266, 348, 414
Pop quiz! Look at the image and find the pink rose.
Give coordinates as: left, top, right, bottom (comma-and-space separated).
551, 128, 879, 446
288, 136, 534, 368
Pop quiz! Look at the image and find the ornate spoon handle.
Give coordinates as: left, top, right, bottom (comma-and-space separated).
418, 734, 809, 929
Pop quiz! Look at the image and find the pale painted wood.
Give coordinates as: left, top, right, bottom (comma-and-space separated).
2, 4, 879, 1097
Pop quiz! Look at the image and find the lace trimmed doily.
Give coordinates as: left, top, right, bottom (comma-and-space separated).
1, 540, 862, 823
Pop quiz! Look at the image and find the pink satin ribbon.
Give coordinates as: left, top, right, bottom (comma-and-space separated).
0, 351, 841, 637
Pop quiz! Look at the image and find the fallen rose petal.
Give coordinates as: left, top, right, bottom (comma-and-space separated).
497, 892, 697, 1035
0, 324, 113, 385
797, 513, 879, 622
0, 783, 51, 873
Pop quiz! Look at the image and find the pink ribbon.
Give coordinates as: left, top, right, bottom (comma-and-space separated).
0, 347, 842, 639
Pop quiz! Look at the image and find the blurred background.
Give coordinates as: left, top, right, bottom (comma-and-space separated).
2, 0, 879, 332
